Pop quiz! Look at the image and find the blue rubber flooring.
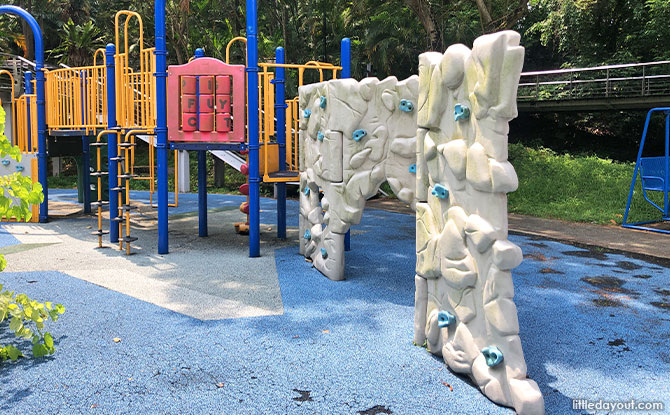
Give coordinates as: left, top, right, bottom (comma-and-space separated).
1, 191, 669, 414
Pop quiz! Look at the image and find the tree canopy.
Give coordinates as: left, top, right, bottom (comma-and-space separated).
0, 0, 667, 77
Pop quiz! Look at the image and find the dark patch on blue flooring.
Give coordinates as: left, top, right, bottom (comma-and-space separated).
358, 405, 393, 415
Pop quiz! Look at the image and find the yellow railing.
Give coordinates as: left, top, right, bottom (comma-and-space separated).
285, 97, 300, 172
258, 61, 342, 182
15, 94, 37, 153
115, 11, 157, 130
45, 65, 107, 134
0, 70, 16, 146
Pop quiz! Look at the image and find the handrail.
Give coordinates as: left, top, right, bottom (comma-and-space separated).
0, 70, 16, 145
226, 36, 247, 65
518, 60, 670, 103
521, 60, 670, 77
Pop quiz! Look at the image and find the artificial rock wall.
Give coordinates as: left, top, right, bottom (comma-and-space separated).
413, 31, 544, 414
298, 76, 418, 281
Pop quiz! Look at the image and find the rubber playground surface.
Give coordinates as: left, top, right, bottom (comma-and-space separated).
0, 190, 669, 414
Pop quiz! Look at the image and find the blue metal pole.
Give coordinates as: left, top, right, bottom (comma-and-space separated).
198, 150, 207, 237
24, 71, 32, 150
247, 0, 261, 257
81, 70, 91, 214
155, 0, 169, 254
664, 112, 669, 218
341, 38, 351, 79
194, 49, 208, 237
0, 6, 47, 222
275, 46, 287, 240
105, 44, 119, 243
623, 109, 654, 225
82, 134, 91, 214
341, 37, 352, 251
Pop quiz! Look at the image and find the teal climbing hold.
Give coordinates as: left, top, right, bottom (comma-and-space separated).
353, 129, 367, 142
455, 104, 470, 121
482, 346, 504, 367
317, 131, 325, 142
320, 96, 327, 108
437, 310, 456, 328
409, 164, 417, 174
1, 160, 9, 166
15, 165, 24, 172
304, 187, 310, 196
304, 109, 312, 119
399, 99, 415, 112
431, 184, 449, 199
321, 248, 328, 259
304, 229, 311, 240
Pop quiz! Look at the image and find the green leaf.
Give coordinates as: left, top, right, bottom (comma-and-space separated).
32, 343, 48, 358
44, 332, 53, 348
9, 316, 21, 332
6, 345, 22, 361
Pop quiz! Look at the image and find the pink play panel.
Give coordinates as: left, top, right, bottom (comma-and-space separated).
167, 58, 245, 143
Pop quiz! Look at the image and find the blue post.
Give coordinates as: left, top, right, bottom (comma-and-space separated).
247, 0, 261, 257
155, 0, 169, 254
0, 6, 47, 222
341, 37, 352, 251
24, 71, 32, 150
664, 113, 669, 218
194, 49, 208, 237
198, 150, 207, 237
105, 44, 119, 243
82, 135, 91, 214
81, 70, 91, 214
623, 110, 654, 225
275, 46, 287, 239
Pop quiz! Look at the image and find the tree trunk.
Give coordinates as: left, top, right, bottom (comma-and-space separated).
404, 0, 443, 52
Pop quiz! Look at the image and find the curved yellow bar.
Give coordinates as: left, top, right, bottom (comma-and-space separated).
226, 36, 248, 65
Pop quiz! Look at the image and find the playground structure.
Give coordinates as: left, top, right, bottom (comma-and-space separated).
298, 76, 418, 280
0, 2, 349, 257
0, 3, 544, 414
623, 107, 670, 233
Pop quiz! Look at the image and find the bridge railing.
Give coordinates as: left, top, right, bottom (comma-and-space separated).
45, 65, 107, 134
518, 61, 670, 102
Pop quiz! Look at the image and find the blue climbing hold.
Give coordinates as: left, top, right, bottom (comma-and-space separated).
317, 131, 325, 142
304, 230, 311, 240
15, 165, 24, 172
437, 310, 456, 328
399, 99, 415, 112
482, 346, 504, 367
304, 109, 312, 119
320, 96, 327, 109
431, 184, 449, 200
455, 104, 470, 121
321, 248, 328, 259
409, 164, 417, 174
1, 160, 9, 166
353, 129, 367, 142
304, 187, 310, 196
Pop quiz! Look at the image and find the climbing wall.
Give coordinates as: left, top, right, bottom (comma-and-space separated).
298, 76, 418, 281
413, 31, 544, 414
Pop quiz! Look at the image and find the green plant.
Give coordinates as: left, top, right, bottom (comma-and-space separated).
0, 106, 65, 362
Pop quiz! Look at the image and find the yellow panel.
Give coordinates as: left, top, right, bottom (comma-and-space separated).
30, 157, 38, 223
259, 143, 279, 176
